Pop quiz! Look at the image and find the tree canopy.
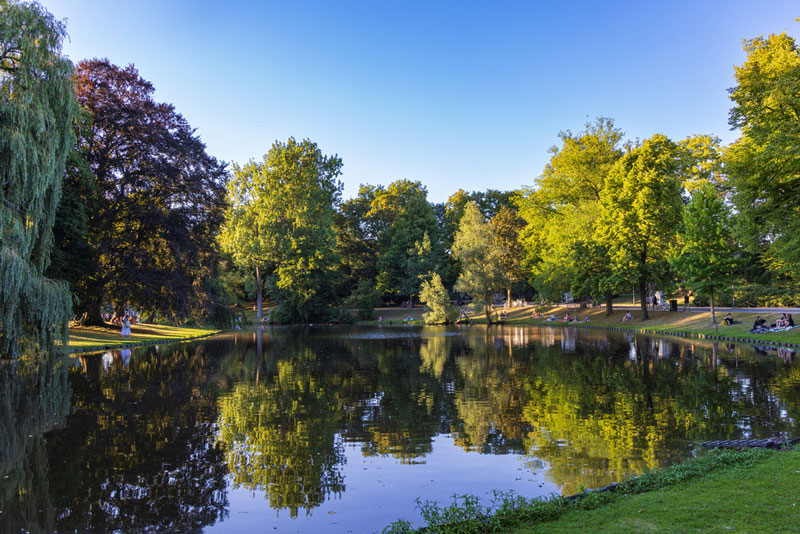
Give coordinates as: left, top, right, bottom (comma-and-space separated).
595, 134, 684, 319
671, 184, 738, 324
727, 31, 800, 278
73, 59, 228, 325
516, 118, 624, 312
453, 202, 508, 323
220, 138, 343, 323
0, 0, 76, 358
374, 185, 441, 301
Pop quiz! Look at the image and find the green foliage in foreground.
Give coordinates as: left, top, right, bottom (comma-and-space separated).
382, 447, 796, 534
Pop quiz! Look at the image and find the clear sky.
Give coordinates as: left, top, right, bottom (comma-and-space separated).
42, 0, 799, 203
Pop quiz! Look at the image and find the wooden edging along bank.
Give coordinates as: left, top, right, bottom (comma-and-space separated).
523, 321, 800, 350
63, 331, 220, 355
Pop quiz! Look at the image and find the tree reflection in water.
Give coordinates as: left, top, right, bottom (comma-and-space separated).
2, 326, 799, 530
216, 330, 345, 517
0, 344, 230, 532
0, 357, 71, 533
215, 326, 800, 509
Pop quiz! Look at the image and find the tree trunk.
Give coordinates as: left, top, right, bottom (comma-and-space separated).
255, 327, 263, 384
709, 291, 717, 325
82, 286, 106, 327
255, 264, 263, 320
605, 290, 614, 316
506, 287, 511, 308
639, 279, 649, 320
484, 294, 493, 324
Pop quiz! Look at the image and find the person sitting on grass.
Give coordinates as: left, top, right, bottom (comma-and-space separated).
575, 316, 590, 323
621, 311, 633, 322
562, 313, 573, 322
545, 313, 557, 322
531, 310, 540, 319
776, 313, 788, 329
789, 314, 795, 328
723, 313, 734, 326
751, 316, 767, 332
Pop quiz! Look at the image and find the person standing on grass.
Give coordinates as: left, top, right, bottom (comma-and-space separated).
684, 293, 690, 311
121, 316, 131, 338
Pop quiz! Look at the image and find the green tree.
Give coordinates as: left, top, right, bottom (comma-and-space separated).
595, 135, 684, 320
0, 0, 76, 358
368, 179, 429, 235
220, 138, 343, 323
343, 279, 382, 320
516, 118, 624, 313
219, 174, 270, 319
452, 202, 507, 323
402, 232, 439, 300
726, 30, 800, 278
333, 184, 381, 292
375, 192, 440, 302
441, 189, 515, 288
679, 134, 724, 195
419, 273, 457, 324
490, 206, 525, 307
671, 184, 738, 324
46, 110, 98, 317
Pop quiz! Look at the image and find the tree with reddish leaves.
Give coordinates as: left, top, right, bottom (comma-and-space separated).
71, 59, 228, 325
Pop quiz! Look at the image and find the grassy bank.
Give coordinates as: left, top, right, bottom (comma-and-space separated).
516, 446, 800, 533
465, 305, 800, 345
64, 323, 219, 353
382, 446, 800, 533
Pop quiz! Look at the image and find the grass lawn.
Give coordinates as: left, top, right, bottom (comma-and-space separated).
515, 448, 800, 534
64, 323, 218, 352
472, 305, 800, 345
373, 307, 426, 323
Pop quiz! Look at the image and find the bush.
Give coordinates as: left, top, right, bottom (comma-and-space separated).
690, 288, 733, 307
270, 293, 337, 324
733, 283, 800, 307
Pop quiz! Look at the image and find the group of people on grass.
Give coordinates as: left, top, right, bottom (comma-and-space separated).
537, 311, 589, 323
751, 313, 795, 333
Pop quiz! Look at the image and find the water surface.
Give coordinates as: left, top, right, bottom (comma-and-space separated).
2, 325, 798, 533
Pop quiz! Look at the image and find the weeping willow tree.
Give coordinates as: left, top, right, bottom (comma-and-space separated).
0, 0, 76, 358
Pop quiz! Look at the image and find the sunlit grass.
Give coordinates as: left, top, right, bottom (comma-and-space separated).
515, 447, 800, 534
65, 323, 218, 351
476, 305, 800, 344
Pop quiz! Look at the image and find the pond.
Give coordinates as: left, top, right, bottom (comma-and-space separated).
2, 325, 799, 533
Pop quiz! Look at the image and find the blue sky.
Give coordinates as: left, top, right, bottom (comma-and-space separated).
43, 1, 798, 203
